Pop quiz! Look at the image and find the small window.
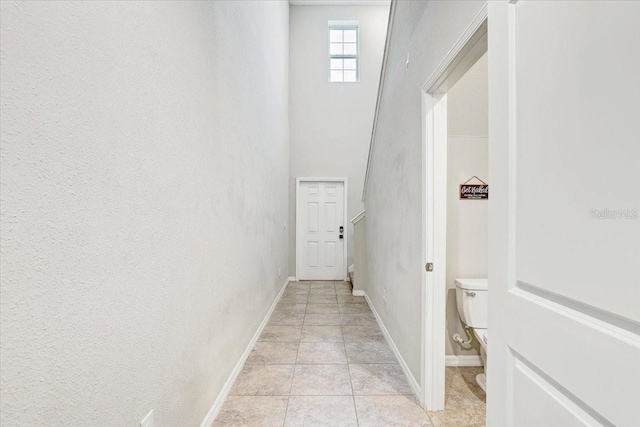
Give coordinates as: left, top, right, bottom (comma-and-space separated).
329, 22, 359, 83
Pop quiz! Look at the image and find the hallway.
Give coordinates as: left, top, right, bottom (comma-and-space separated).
2, 1, 638, 425
213, 281, 485, 426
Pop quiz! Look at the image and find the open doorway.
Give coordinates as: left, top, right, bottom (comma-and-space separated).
437, 52, 490, 425
420, 8, 488, 412
445, 52, 488, 380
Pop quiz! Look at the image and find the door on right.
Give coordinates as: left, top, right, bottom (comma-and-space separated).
488, 1, 640, 426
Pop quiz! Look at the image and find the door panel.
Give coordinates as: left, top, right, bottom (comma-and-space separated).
488, 1, 640, 426
298, 181, 345, 280
512, 355, 603, 427
326, 202, 337, 232
308, 202, 319, 232
514, 0, 640, 322
307, 242, 318, 267
325, 242, 336, 267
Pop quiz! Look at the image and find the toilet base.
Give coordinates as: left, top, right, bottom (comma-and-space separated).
476, 373, 487, 392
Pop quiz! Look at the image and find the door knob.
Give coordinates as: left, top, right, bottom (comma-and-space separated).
339, 234, 344, 239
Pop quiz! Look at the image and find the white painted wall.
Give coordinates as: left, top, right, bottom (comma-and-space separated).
352, 214, 368, 292
447, 53, 488, 137
0, 2, 289, 426
445, 54, 488, 357
289, 5, 388, 274
362, 0, 488, 380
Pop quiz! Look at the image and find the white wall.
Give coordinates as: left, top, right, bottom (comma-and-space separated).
289, 5, 388, 274
352, 215, 368, 292
445, 54, 488, 356
363, 0, 488, 380
447, 53, 488, 137
0, 2, 289, 426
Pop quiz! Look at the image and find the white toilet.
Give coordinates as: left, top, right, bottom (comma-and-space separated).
454, 278, 488, 392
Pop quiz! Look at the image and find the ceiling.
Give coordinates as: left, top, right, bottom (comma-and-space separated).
289, 0, 391, 6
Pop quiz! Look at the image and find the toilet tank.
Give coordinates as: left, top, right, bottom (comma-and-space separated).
455, 279, 488, 329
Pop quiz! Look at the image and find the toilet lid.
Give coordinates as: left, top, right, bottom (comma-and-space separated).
454, 278, 488, 290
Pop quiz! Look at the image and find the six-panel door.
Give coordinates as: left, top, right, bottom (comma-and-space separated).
298, 181, 345, 280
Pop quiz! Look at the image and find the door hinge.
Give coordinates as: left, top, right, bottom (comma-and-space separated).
426, 263, 434, 272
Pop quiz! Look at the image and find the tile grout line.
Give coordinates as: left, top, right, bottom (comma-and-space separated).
281, 281, 308, 427
219, 281, 464, 426
283, 282, 409, 426
339, 282, 361, 426
231, 392, 427, 398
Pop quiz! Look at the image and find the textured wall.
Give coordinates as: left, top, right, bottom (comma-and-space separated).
0, 1, 289, 426
289, 5, 388, 274
352, 216, 368, 292
363, 0, 487, 380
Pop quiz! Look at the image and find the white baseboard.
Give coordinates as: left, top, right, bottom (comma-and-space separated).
352, 290, 365, 297
362, 292, 422, 400
288, 276, 297, 282
445, 354, 483, 367
200, 277, 291, 427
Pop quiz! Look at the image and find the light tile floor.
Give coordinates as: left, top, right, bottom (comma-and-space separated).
426, 367, 486, 427
213, 281, 486, 426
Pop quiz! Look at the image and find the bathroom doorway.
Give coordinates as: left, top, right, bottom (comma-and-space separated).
438, 50, 490, 422
420, 8, 487, 411
444, 52, 488, 373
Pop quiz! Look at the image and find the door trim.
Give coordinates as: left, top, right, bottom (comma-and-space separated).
420, 4, 488, 411
295, 177, 348, 281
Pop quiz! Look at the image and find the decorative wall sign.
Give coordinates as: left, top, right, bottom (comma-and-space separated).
460, 176, 489, 200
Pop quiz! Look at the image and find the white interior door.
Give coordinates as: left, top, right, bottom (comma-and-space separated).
297, 180, 346, 280
488, 1, 640, 426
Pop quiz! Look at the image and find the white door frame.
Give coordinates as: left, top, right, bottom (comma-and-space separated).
295, 177, 348, 281
420, 5, 488, 411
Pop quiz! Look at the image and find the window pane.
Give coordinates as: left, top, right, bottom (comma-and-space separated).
343, 30, 357, 43
343, 58, 357, 70
330, 58, 344, 70
343, 43, 357, 55
330, 43, 343, 55
344, 70, 357, 82
329, 30, 343, 43
330, 70, 343, 82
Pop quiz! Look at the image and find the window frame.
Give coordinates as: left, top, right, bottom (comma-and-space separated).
328, 21, 360, 83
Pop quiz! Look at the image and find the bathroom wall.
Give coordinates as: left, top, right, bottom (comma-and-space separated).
0, 2, 289, 425
445, 53, 488, 357
289, 5, 388, 274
